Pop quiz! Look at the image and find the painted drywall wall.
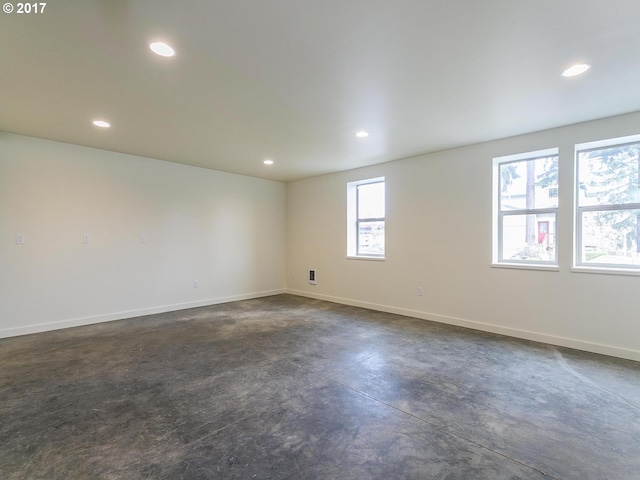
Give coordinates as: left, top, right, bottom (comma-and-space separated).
286, 111, 640, 361
0, 133, 285, 337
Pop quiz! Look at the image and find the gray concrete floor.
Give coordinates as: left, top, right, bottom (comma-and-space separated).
1, 295, 639, 479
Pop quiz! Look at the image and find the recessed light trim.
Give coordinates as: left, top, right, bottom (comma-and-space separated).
150, 42, 175, 57
263, 159, 274, 165
92, 120, 110, 128
356, 131, 369, 138
561, 63, 591, 77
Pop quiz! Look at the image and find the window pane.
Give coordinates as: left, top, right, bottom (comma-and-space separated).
580, 209, 640, 266
578, 143, 640, 207
500, 156, 558, 211
501, 213, 556, 261
358, 221, 385, 256
358, 182, 385, 219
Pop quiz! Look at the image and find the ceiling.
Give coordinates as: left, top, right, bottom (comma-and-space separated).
2, 1, 640, 182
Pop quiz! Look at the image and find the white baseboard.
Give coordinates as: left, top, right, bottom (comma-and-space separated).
286, 289, 640, 362
0, 289, 285, 339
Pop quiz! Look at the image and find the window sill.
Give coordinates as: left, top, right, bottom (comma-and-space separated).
347, 255, 386, 262
571, 266, 640, 277
491, 262, 559, 272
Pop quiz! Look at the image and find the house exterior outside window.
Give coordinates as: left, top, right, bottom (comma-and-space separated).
493, 149, 559, 267
347, 177, 385, 259
575, 135, 640, 272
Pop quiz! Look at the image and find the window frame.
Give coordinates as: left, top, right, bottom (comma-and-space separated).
492, 148, 559, 269
356, 181, 385, 257
347, 177, 385, 260
574, 135, 640, 274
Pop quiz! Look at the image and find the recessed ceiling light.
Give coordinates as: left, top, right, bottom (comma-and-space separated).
92, 120, 110, 128
150, 42, 175, 57
561, 63, 591, 77
263, 159, 274, 165
356, 131, 369, 138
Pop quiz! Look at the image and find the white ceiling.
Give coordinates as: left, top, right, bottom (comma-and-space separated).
2, 1, 640, 182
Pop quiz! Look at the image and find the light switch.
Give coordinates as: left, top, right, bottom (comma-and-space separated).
83, 234, 91, 245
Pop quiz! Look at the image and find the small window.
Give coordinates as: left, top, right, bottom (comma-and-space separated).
493, 149, 559, 266
347, 178, 385, 258
575, 135, 640, 270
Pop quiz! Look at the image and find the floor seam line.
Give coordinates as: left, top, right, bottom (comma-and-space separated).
552, 347, 640, 413
180, 362, 327, 450
326, 376, 560, 480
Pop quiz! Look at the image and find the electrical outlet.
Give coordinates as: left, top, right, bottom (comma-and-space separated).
83, 234, 91, 245
194, 280, 199, 288
309, 269, 317, 285
140, 235, 147, 245
418, 287, 424, 296
16, 234, 25, 245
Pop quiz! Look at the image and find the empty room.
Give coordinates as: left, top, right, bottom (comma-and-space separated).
1, 1, 640, 479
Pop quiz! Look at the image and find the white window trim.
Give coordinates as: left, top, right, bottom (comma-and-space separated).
573, 134, 640, 274
346, 255, 386, 262
571, 266, 640, 277
491, 263, 559, 272
492, 148, 559, 269
347, 177, 385, 259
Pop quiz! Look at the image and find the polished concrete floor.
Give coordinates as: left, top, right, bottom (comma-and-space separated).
1, 295, 639, 479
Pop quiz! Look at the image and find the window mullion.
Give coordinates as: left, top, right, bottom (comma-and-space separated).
501, 207, 558, 216
578, 203, 640, 213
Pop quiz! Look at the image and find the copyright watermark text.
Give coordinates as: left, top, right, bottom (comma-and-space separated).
3, 3, 47, 14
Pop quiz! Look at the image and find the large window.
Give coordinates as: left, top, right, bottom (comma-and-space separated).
575, 135, 640, 270
493, 149, 559, 266
347, 177, 385, 258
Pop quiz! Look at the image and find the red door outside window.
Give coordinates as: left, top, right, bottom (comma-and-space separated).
538, 221, 549, 244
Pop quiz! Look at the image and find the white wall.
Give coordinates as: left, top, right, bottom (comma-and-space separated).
0, 133, 285, 337
286, 111, 640, 361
